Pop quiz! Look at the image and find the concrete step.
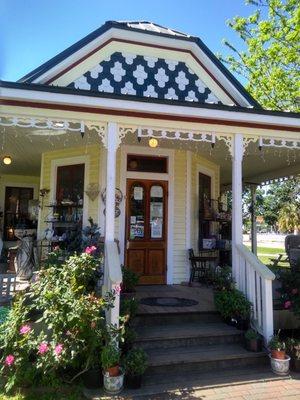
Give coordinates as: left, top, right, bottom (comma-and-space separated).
135, 322, 243, 349
145, 343, 268, 376
133, 310, 221, 326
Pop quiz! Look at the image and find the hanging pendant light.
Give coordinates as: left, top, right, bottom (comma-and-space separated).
3, 156, 12, 165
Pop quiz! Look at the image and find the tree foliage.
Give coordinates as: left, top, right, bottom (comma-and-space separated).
221, 0, 300, 111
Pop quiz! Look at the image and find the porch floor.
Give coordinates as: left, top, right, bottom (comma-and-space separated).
135, 283, 215, 314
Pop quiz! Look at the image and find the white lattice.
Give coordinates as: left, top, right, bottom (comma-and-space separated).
259, 136, 300, 150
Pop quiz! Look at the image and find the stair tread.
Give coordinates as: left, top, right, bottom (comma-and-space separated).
146, 343, 266, 366
135, 322, 242, 341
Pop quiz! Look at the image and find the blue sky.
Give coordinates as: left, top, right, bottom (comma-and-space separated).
1, 0, 258, 82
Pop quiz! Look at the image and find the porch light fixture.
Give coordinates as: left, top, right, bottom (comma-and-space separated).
3, 156, 12, 165
149, 138, 158, 148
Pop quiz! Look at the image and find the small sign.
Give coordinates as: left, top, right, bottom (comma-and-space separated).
133, 187, 143, 200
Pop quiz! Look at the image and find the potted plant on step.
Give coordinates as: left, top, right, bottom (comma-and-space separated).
268, 334, 290, 376
101, 344, 124, 394
124, 348, 148, 389
286, 338, 300, 372
121, 266, 139, 297
244, 329, 262, 352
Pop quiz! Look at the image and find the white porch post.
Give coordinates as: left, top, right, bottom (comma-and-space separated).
231, 133, 244, 288
250, 184, 258, 256
104, 122, 120, 328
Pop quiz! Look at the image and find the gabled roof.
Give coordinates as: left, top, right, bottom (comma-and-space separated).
18, 20, 261, 108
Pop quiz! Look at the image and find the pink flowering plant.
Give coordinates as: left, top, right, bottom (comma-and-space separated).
0, 249, 116, 392
276, 268, 300, 317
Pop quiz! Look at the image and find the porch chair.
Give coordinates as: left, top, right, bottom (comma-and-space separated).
188, 248, 217, 285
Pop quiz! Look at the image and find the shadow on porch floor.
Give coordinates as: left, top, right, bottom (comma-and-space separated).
135, 283, 215, 315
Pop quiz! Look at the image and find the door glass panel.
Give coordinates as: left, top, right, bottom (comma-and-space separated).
129, 184, 145, 239
150, 185, 164, 239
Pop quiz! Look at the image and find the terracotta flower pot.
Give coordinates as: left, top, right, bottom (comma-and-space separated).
245, 338, 262, 353
107, 365, 120, 377
271, 349, 286, 360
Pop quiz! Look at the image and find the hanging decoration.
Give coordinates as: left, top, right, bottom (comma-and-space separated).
85, 183, 100, 201
101, 188, 123, 218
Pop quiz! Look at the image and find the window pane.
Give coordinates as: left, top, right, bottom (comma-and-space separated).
127, 155, 167, 173
129, 184, 145, 239
150, 185, 164, 239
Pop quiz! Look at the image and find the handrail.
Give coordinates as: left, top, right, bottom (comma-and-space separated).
236, 244, 275, 280
236, 243, 275, 344
105, 241, 122, 328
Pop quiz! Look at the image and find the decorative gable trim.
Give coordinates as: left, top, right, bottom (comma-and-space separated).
67, 51, 222, 105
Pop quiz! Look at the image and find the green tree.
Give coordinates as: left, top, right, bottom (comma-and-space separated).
278, 202, 300, 233
221, 0, 300, 111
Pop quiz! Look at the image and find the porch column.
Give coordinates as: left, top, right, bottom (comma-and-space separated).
250, 184, 258, 256
231, 133, 243, 287
104, 122, 121, 328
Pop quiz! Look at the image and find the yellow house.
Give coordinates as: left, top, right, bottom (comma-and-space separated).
1, 21, 299, 343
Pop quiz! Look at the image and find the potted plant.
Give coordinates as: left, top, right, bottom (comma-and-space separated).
268, 334, 290, 376
101, 345, 124, 394
286, 338, 300, 372
124, 348, 148, 389
268, 333, 286, 359
244, 329, 262, 352
120, 326, 137, 354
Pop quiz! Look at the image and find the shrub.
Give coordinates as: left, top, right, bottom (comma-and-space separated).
101, 345, 120, 370
121, 267, 139, 293
120, 298, 139, 320
245, 329, 260, 340
0, 249, 114, 392
124, 348, 147, 377
214, 289, 251, 320
268, 334, 285, 351
213, 266, 234, 291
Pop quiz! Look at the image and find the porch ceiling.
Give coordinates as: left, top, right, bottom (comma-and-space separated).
121, 130, 300, 185
0, 125, 101, 176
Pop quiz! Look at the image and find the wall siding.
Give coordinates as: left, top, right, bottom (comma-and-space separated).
173, 150, 187, 284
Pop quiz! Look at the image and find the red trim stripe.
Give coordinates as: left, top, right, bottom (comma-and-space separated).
2, 99, 299, 132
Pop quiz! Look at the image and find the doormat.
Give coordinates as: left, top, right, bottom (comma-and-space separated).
140, 297, 198, 307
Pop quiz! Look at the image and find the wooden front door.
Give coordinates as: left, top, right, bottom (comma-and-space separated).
125, 179, 168, 284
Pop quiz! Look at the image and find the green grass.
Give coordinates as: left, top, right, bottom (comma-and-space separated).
245, 245, 285, 266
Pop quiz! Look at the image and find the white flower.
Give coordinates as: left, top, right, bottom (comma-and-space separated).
98, 78, 114, 93
155, 68, 169, 88
144, 85, 158, 98
133, 65, 148, 85
73, 76, 91, 90
175, 71, 189, 91
110, 61, 126, 82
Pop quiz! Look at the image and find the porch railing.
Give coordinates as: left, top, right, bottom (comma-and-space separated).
105, 241, 122, 327
236, 244, 275, 344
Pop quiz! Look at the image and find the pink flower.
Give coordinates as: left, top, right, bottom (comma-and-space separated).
19, 324, 31, 335
4, 355, 15, 367
85, 246, 97, 254
38, 342, 49, 355
292, 288, 298, 295
54, 343, 63, 356
284, 300, 292, 309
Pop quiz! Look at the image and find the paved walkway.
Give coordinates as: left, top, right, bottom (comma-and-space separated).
84, 370, 300, 400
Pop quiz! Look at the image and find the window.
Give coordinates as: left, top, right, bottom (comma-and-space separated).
127, 155, 168, 173
129, 183, 145, 239
56, 164, 85, 205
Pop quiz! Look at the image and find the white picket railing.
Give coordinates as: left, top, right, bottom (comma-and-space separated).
105, 241, 122, 328
236, 244, 275, 344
